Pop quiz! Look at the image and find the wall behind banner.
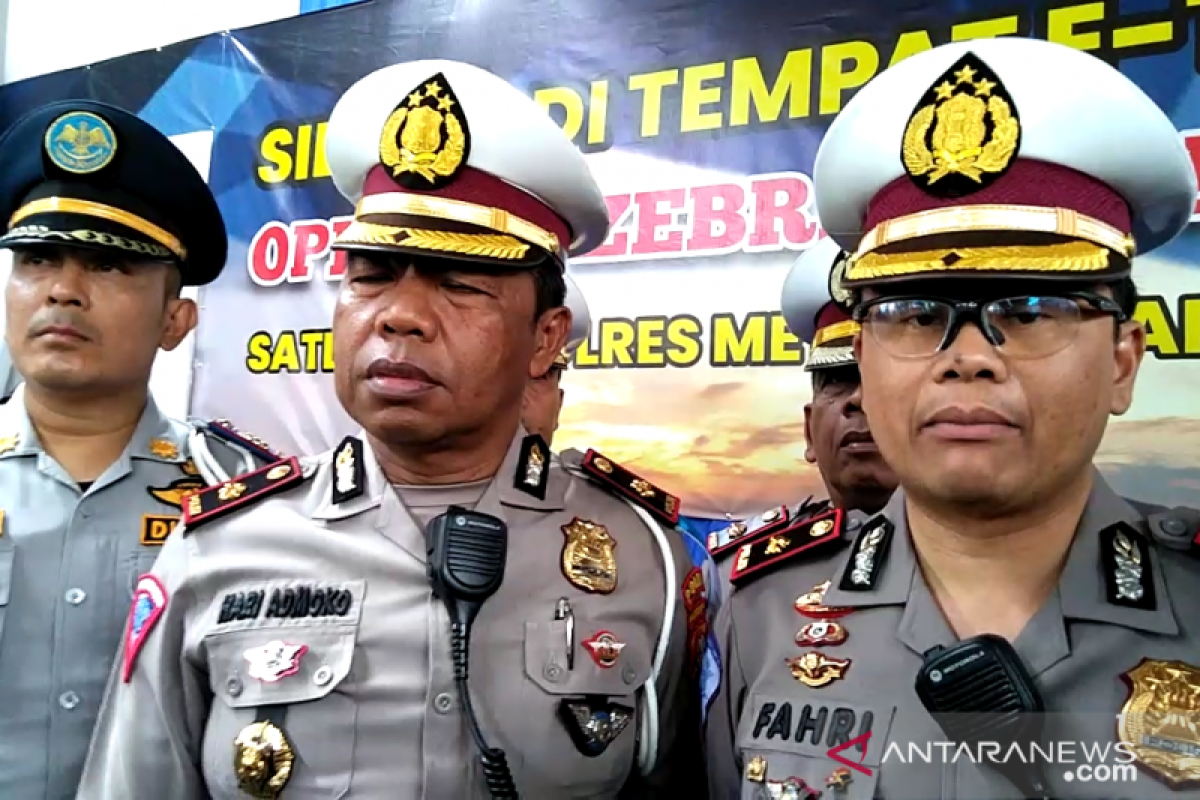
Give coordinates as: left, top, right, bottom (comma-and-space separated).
5, 0, 1200, 520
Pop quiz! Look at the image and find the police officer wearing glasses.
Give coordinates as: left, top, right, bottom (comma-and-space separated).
706, 37, 1200, 799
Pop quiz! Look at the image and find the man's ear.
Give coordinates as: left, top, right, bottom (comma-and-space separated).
1110, 320, 1145, 416
852, 332, 863, 362
159, 297, 198, 352
803, 402, 817, 464
530, 305, 571, 379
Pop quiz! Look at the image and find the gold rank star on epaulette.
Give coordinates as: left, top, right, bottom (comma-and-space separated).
708, 505, 790, 560
580, 449, 680, 526
182, 457, 305, 531
729, 509, 846, 587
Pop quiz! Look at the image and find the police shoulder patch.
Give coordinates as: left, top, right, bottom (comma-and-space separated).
708, 505, 791, 560
729, 508, 847, 588
182, 457, 306, 532
576, 448, 680, 526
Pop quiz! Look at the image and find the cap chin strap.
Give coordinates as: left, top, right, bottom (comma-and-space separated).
620, 501, 676, 776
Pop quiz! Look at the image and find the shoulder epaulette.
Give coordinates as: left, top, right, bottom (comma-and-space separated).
578, 448, 680, 526
729, 508, 846, 587
182, 457, 306, 532
206, 418, 285, 462
1145, 506, 1200, 558
707, 505, 791, 560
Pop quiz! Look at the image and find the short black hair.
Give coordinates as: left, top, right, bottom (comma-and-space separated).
1108, 275, 1138, 318
531, 256, 567, 320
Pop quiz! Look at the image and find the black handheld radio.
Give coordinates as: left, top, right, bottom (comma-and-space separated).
426, 506, 517, 799
916, 634, 1057, 800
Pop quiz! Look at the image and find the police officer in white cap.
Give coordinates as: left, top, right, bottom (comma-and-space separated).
522, 271, 590, 446
707, 37, 1200, 799
705, 239, 897, 564
81, 60, 704, 799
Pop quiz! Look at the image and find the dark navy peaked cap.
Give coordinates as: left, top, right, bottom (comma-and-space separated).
0, 100, 227, 286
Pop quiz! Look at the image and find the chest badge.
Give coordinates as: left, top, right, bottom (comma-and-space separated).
582, 630, 625, 669
794, 580, 853, 620
765, 777, 822, 798
244, 640, 308, 683
560, 517, 618, 594
796, 619, 848, 647
234, 720, 295, 798
786, 651, 851, 688
558, 697, 633, 757
826, 767, 854, 792
1118, 658, 1200, 786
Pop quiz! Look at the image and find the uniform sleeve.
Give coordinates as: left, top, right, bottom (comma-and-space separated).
705, 588, 745, 799
622, 531, 707, 798
76, 527, 209, 799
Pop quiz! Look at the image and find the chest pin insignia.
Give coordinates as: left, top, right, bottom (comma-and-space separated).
233, 720, 295, 798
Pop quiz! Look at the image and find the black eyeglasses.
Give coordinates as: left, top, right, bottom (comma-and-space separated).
852, 292, 1127, 359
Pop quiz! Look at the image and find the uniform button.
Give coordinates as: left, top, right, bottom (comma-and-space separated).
622, 667, 638, 685
434, 692, 454, 713
58, 691, 80, 710
313, 665, 334, 686
226, 677, 243, 697
845, 517, 862, 532
544, 664, 563, 682
1160, 517, 1187, 537
65, 588, 87, 605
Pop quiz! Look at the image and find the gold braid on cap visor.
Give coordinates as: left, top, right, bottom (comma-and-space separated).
8, 197, 185, 260
336, 192, 565, 262
844, 204, 1135, 281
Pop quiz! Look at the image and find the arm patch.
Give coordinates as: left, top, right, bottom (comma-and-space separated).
578, 449, 680, 526
729, 508, 846, 587
182, 457, 305, 532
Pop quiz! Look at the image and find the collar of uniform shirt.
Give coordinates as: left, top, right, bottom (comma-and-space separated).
310, 426, 570, 523
821, 473, 1181, 636
0, 383, 184, 467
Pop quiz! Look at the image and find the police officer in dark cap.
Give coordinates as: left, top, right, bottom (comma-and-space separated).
0, 100, 278, 799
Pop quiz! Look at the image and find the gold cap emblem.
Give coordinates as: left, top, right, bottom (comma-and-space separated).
828, 250, 854, 308
379, 73, 470, 190
901, 52, 1020, 198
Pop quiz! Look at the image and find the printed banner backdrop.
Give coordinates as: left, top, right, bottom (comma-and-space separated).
3, 0, 1200, 519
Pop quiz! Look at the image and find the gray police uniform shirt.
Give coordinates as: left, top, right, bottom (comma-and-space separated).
0, 384, 222, 799
78, 429, 704, 799
704, 472, 1200, 799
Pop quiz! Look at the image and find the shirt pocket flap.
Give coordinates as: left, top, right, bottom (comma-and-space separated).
524, 619, 650, 696
206, 626, 356, 709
